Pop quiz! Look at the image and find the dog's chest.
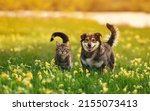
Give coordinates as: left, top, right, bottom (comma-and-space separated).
81, 58, 103, 68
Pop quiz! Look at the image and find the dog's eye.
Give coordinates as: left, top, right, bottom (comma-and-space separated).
85, 39, 88, 42
92, 39, 96, 43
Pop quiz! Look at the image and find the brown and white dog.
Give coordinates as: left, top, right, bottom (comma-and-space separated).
80, 23, 118, 72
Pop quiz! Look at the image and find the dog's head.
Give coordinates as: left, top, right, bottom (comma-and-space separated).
80, 33, 102, 52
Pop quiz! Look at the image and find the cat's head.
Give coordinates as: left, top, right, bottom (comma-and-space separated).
56, 41, 70, 56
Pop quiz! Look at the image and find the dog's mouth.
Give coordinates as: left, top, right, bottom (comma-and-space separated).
86, 45, 96, 52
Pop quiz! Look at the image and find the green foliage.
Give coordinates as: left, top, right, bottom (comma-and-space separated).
0, 0, 150, 12
0, 17, 149, 94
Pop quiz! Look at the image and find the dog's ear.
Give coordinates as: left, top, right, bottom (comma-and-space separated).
94, 32, 102, 40
80, 33, 86, 41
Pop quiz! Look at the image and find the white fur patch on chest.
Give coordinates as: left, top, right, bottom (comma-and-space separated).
81, 58, 103, 68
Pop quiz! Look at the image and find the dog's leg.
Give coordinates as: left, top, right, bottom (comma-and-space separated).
99, 64, 105, 73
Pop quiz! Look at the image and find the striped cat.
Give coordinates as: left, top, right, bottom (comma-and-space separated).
50, 32, 73, 70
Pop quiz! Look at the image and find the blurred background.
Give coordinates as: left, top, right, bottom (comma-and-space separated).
0, 0, 149, 12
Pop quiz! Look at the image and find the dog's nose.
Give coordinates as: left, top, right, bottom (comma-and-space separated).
88, 44, 91, 47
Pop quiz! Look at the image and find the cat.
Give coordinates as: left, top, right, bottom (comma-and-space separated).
50, 32, 73, 70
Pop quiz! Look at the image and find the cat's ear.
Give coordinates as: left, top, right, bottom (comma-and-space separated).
56, 41, 60, 46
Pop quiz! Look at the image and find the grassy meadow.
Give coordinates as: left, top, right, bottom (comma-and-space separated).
0, 17, 149, 94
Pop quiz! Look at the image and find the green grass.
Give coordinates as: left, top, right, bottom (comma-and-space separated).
0, 17, 149, 94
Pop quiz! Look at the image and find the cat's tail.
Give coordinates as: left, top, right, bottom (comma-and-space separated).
50, 32, 69, 43
106, 23, 119, 47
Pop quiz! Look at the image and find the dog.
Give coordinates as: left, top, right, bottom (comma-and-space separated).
80, 23, 118, 72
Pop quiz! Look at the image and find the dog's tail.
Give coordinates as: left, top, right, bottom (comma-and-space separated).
106, 23, 119, 47
50, 32, 69, 43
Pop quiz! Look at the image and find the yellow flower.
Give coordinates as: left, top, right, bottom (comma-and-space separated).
130, 58, 142, 66
59, 84, 64, 88
114, 74, 119, 78
123, 86, 128, 93
73, 70, 78, 75
86, 73, 90, 78
126, 43, 131, 49
38, 74, 42, 80
43, 89, 54, 94
86, 69, 89, 73
22, 78, 30, 86
35, 59, 41, 65
74, 62, 79, 66
0, 73, 9, 79
103, 87, 108, 93
25, 72, 33, 80
16, 76, 22, 82
132, 89, 138, 94
17, 87, 25, 93
50, 59, 55, 65
45, 62, 50, 69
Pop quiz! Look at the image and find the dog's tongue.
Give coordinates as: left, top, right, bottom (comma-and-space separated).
87, 47, 93, 52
